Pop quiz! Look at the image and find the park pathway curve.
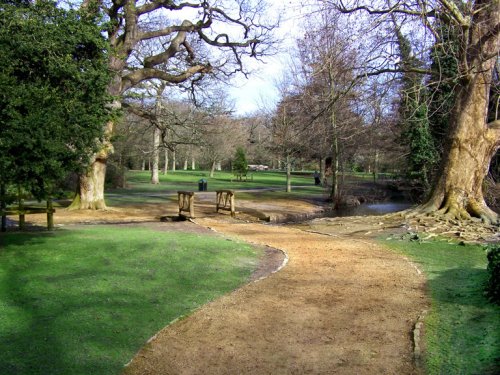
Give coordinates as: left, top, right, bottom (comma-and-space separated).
123, 218, 428, 375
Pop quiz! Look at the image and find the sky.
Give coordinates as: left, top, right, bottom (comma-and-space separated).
227, 0, 313, 116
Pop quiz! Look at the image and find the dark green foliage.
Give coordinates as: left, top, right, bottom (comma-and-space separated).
427, 14, 460, 157
0, 1, 112, 200
400, 94, 438, 189
233, 147, 248, 177
395, 28, 438, 192
486, 245, 500, 304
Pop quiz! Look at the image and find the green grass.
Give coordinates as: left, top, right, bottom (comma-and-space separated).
104, 170, 325, 206
385, 239, 500, 374
0, 226, 261, 375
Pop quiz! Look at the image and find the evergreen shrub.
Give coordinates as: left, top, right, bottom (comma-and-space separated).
486, 244, 500, 304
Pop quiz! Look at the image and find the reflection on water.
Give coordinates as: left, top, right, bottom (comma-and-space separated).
329, 202, 413, 218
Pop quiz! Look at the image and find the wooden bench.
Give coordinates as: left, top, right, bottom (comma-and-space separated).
230, 173, 253, 182
177, 191, 195, 219
216, 190, 235, 217
1, 201, 55, 231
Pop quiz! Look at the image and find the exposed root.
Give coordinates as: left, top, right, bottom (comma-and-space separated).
401, 195, 499, 226
67, 195, 108, 211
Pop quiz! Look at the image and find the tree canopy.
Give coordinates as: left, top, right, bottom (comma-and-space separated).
0, 1, 112, 200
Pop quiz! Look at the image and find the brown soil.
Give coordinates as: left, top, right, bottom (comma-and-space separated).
121, 216, 428, 375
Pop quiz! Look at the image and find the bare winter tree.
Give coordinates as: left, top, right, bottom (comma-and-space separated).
296, 9, 365, 203
71, 0, 277, 209
200, 115, 247, 177
270, 76, 308, 192
326, 0, 500, 223
123, 88, 202, 179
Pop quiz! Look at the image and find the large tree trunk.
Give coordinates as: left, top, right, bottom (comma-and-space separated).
415, 0, 500, 223
416, 77, 500, 223
69, 153, 108, 210
68, 121, 114, 210
69, 61, 123, 210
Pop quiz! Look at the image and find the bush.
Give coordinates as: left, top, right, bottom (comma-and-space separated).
486, 244, 500, 304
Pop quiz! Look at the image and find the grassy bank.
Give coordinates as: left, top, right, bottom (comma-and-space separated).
386, 239, 500, 374
0, 226, 261, 375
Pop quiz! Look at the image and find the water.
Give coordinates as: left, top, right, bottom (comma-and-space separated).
327, 202, 413, 218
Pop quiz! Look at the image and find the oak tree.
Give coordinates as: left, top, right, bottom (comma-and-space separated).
331, 0, 500, 223
71, 0, 277, 209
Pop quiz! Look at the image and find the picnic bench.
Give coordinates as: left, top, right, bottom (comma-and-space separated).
1, 200, 55, 231
177, 191, 195, 219
216, 190, 235, 217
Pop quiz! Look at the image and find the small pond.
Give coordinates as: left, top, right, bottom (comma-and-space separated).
329, 201, 414, 218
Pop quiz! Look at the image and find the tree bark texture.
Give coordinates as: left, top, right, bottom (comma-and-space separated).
151, 127, 160, 184
163, 149, 169, 175
210, 161, 216, 177
69, 154, 108, 210
417, 0, 500, 223
286, 155, 292, 193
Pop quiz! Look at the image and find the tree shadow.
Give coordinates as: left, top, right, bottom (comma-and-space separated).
0, 227, 256, 374
0, 239, 145, 374
425, 267, 500, 374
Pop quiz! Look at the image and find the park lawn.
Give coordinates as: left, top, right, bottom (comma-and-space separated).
386, 239, 500, 374
114, 170, 318, 192
0, 226, 261, 375
104, 170, 324, 207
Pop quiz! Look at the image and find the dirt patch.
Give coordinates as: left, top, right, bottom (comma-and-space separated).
122, 218, 428, 375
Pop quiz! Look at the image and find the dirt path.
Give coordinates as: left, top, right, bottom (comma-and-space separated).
122, 217, 428, 375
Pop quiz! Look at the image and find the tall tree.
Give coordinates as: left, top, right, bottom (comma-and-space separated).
333, 0, 500, 223
0, 1, 111, 200
296, 10, 362, 202
71, 0, 277, 209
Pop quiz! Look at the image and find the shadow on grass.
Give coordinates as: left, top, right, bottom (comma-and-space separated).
0, 232, 144, 374
0, 228, 258, 375
425, 267, 500, 375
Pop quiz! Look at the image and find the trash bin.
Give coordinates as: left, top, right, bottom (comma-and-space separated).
198, 178, 207, 191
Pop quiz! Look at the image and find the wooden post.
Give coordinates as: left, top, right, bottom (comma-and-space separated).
47, 199, 54, 231
189, 194, 195, 218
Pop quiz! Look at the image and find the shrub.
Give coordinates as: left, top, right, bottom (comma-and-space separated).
486, 244, 500, 304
